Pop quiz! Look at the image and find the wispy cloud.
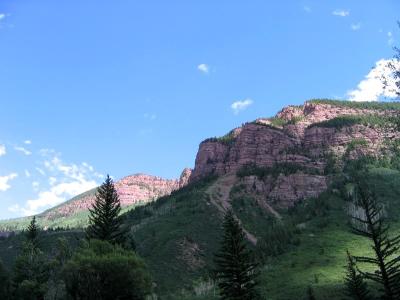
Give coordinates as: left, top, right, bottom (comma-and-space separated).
24, 140, 32, 145
36, 167, 46, 176
303, 6, 311, 13
332, 9, 349, 17
197, 63, 209, 74
231, 98, 254, 114
351, 23, 361, 31
10, 152, 100, 216
347, 58, 400, 102
0, 145, 6, 157
0, 173, 18, 192
14, 146, 32, 156
0, 14, 6, 21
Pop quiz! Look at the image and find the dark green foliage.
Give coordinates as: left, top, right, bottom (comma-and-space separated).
237, 162, 320, 180
62, 239, 152, 300
308, 99, 400, 110
346, 139, 368, 153
214, 210, 259, 300
287, 192, 331, 224
26, 216, 39, 248
266, 116, 304, 127
256, 221, 300, 260
350, 178, 400, 299
344, 250, 370, 300
203, 130, 237, 146
12, 243, 51, 300
324, 153, 340, 174
12, 216, 51, 300
86, 175, 127, 245
45, 237, 73, 300
0, 259, 11, 299
308, 114, 399, 130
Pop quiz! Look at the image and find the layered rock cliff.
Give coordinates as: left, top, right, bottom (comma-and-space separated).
189, 100, 400, 207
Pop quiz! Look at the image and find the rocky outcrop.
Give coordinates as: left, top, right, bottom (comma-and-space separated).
189, 100, 400, 206
239, 173, 327, 207
43, 169, 192, 220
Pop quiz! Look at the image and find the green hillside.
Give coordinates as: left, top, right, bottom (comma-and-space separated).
1, 158, 400, 299
116, 164, 399, 299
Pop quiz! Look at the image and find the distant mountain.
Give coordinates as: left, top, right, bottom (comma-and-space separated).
0, 169, 192, 230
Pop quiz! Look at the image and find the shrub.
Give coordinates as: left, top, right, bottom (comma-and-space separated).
62, 239, 152, 300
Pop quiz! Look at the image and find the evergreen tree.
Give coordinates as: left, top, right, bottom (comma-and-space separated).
350, 178, 400, 299
86, 175, 126, 244
214, 210, 259, 300
12, 218, 50, 300
344, 250, 370, 300
26, 216, 39, 248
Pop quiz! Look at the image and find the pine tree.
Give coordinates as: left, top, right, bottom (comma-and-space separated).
12, 217, 50, 300
86, 175, 126, 244
344, 250, 370, 300
26, 216, 39, 249
214, 210, 259, 300
350, 178, 400, 299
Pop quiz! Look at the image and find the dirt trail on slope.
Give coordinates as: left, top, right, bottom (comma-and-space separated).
255, 198, 282, 220
206, 174, 258, 245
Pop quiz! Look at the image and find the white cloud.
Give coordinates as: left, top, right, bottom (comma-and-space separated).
0, 14, 5, 21
0, 145, 6, 156
14, 146, 32, 156
12, 154, 100, 216
25, 170, 31, 178
24, 140, 32, 145
0, 173, 18, 192
332, 9, 349, 17
351, 23, 361, 31
49, 177, 57, 185
347, 58, 400, 102
231, 98, 254, 114
197, 64, 209, 74
303, 6, 311, 13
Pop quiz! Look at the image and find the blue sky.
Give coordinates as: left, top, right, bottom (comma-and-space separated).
0, 0, 399, 219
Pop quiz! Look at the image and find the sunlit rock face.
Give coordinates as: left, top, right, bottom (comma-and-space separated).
43, 169, 192, 220
189, 101, 400, 206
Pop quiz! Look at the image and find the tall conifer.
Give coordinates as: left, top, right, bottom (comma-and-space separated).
26, 216, 39, 249
86, 175, 126, 244
350, 178, 400, 299
214, 210, 259, 300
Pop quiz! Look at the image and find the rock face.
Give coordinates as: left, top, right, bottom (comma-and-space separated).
43, 169, 192, 220
189, 100, 400, 206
